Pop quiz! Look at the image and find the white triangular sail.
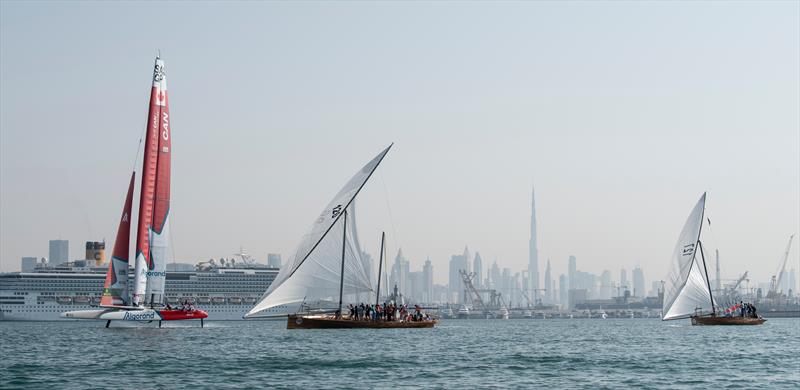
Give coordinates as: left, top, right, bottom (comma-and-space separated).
662, 193, 715, 320
245, 145, 392, 318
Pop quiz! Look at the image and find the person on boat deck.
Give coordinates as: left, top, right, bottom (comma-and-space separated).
740, 301, 745, 317
750, 304, 758, 318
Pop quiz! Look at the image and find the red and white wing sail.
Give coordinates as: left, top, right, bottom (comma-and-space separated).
133, 57, 171, 306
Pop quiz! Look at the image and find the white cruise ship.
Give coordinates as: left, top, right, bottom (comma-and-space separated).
0, 260, 294, 321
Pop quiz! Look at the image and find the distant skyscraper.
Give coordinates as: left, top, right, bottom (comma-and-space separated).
423, 258, 433, 302
620, 268, 628, 291
600, 270, 612, 299
49, 240, 68, 265
568, 255, 576, 291
558, 274, 568, 306
391, 249, 410, 294
632, 266, 645, 297
463, 246, 471, 274
715, 249, 721, 292
489, 261, 501, 289
21, 257, 37, 272
267, 253, 282, 268
544, 259, 552, 302
448, 253, 469, 303
789, 268, 797, 297
473, 252, 483, 289
529, 186, 540, 296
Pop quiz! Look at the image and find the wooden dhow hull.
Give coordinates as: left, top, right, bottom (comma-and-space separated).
287, 314, 436, 329
691, 316, 766, 326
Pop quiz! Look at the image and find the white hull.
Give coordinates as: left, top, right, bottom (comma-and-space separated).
61, 308, 162, 321
1, 303, 290, 321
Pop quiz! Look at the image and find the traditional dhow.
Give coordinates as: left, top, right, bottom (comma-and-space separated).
245, 145, 436, 329
661, 193, 765, 326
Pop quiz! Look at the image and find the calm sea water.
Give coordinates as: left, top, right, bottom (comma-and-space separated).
1, 318, 798, 389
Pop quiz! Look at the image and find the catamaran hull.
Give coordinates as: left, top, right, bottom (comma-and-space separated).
287, 314, 436, 329
61, 308, 208, 322
61, 308, 162, 321
691, 316, 766, 326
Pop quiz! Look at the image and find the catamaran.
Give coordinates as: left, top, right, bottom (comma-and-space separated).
244, 145, 435, 329
61, 56, 208, 327
661, 193, 765, 326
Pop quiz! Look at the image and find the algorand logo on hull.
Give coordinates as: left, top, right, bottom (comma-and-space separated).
123, 311, 158, 321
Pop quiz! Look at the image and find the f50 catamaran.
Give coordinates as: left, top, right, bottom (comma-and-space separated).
62, 56, 208, 327
661, 193, 765, 326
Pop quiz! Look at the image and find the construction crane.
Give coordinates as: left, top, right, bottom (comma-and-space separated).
459, 270, 490, 316
768, 234, 795, 298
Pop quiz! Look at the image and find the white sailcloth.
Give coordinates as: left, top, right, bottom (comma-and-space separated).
662, 193, 715, 320
245, 145, 392, 318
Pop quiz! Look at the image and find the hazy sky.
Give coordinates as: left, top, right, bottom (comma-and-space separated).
1, 1, 798, 288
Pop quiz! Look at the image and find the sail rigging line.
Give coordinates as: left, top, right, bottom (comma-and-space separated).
697, 240, 716, 315
375, 232, 385, 307
280, 143, 394, 283
337, 210, 348, 315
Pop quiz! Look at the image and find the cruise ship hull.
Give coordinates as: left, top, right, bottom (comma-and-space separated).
1, 265, 284, 321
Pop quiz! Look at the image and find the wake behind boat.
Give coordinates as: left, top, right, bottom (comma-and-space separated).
661, 193, 765, 326
245, 145, 436, 329
61, 56, 207, 327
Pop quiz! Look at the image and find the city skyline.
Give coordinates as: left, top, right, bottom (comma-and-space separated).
1, 2, 798, 286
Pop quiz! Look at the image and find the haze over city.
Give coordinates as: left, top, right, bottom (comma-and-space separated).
1, 1, 798, 287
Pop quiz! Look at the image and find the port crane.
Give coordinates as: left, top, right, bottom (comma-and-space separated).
459, 270, 490, 316
768, 234, 795, 299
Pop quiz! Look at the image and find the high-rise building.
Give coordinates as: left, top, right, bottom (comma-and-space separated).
544, 259, 552, 302
448, 253, 469, 303
600, 270, 613, 299
632, 266, 645, 297
21, 257, 37, 272
715, 249, 721, 292
529, 186, 540, 296
462, 246, 471, 274
48, 240, 68, 265
390, 249, 410, 294
502, 268, 511, 302
423, 258, 433, 303
473, 252, 483, 289
620, 268, 628, 292
267, 253, 282, 268
489, 261, 501, 290
408, 271, 423, 302
568, 255, 576, 291
558, 274, 568, 306
789, 268, 797, 297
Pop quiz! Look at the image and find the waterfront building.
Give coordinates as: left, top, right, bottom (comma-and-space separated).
600, 270, 613, 299
423, 258, 433, 303
568, 255, 576, 292
632, 266, 645, 298
448, 253, 469, 303
544, 259, 552, 303
620, 268, 628, 292
558, 274, 568, 306
391, 249, 410, 296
